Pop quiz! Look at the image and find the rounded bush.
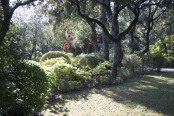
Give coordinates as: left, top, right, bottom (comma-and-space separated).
52, 63, 84, 92
123, 54, 142, 74
10, 61, 48, 115
40, 51, 71, 64
54, 63, 82, 81
79, 54, 99, 69
42, 57, 69, 66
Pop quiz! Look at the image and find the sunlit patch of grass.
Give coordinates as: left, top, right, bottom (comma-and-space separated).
42, 72, 174, 116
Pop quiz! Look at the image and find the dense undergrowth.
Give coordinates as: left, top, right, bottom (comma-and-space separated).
38, 51, 143, 94
1, 48, 173, 115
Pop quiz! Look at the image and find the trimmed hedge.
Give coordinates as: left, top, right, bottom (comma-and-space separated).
78, 54, 99, 69
42, 57, 69, 66
47, 63, 84, 92
40, 51, 71, 64
7, 61, 48, 115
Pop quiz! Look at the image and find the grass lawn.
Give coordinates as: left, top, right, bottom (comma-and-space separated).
43, 72, 174, 116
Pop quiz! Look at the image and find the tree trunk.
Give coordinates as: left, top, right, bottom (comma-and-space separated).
112, 41, 123, 77
100, 0, 109, 61
90, 23, 100, 52
29, 39, 36, 60
140, 30, 150, 55
130, 26, 136, 54
0, 0, 11, 45
0, 19, 11, 46
29, 29, 37, 60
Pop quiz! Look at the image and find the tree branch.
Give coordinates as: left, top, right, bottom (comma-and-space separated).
153, 9, 165, 21
75, 0, 117, 42
10, 0, 37, 14
140, 3, 159, 9
117, 6, 139, 40
98, 0, 112, 20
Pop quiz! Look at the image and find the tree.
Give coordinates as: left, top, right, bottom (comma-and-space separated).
71, 0, 144, 78
139, 0, 165, 55
41, 0, 101, 53
0, 0, 38, 46
100, 0, 109, 60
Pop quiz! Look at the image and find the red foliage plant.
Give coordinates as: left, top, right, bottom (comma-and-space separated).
63, 32, 74, 51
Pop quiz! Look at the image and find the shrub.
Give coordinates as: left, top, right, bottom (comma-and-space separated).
150, 54, 166, 72
166, 57, 174, 68
7, 60, 48, 115
119, 67, 131, 80
65, 52, 74, 57
47, 63, 84, 92
54, 63, 82, 81
31, 51, 43, 62
56, 80, 80, 92
141, 54, 152, 68
78, 54, 100, 69
90, 61, 112, 85
91, 61, 112, 75
123, 54, 142, 74
0, 69, 15, 115
40, 51, 71, 64
42, 57, 69, 66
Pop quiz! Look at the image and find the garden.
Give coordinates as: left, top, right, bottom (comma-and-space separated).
0, 0, 174, 116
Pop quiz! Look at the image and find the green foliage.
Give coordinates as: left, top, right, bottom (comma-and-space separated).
90, 61, 112, 84
56, 80, 80, 92
0, 20, 49, 116
0, 60, 48, 115
40, 51, 71, 63
31, 51, 43, 62
166, 57, 174, 68
91, 61, 112, 75
141, 54, 153, 67
46, 63, 84, 92
123, 54, 142, 74
42, 57, 69, 66
119, 67, 131, 80
150, 40, 166, 56
150, 35, 174, 57
163, 35, 174, 56
109, 48, 114, 61
150, 54, 166, 69
78, 54, 100, 69
150, 35, 174, 68
0, 26, 28, 115
10, 60, 48, 115
54, 63, 81, 81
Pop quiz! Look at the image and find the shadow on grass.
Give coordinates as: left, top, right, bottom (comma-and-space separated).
97, 72, 174, 116
45, 89, 93, 115
44, 72, 174, 115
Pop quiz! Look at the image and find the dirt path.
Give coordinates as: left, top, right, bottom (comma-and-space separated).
42, 72, 174, 116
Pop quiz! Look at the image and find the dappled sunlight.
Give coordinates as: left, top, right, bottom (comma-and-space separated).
42, 72, 174, 116
98, 72, 174, 116
1, 0, 174, 115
